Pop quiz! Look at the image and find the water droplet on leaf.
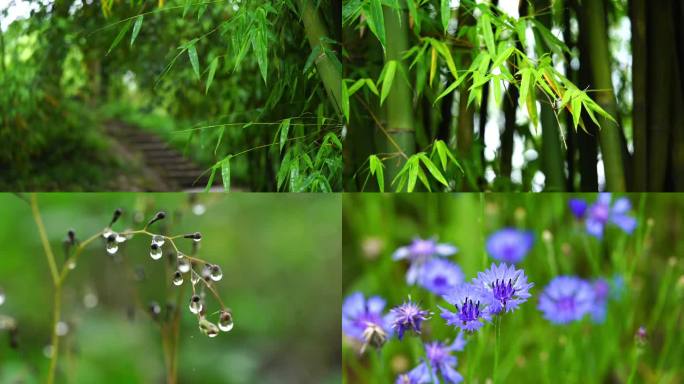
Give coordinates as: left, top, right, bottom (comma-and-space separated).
150, 244, 162, 260
173, 271, 183, 286
152, 235, 165, 247
218, 310, 234, 332
210, 265, 223, 282
189, 295, 203, 314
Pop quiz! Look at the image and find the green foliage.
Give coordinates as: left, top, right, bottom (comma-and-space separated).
343, 0, 618, 192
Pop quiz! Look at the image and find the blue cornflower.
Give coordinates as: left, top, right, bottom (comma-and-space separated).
486, 228, 534, 264
472, 263, 533, 315
390, 298, 431, 340
418, 258, 465, 296
393, 237, 458, 284
572, 194, 637, 238
440, 283, 493, 332
400, 334, 467, 384
538, 276, 595, 324
342, 292, 392, 350
569, 198, 588, 218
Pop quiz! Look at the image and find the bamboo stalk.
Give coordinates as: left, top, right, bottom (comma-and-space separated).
630, 0, 648, 190
381, 4, 415, 183
297, 0, 342, 116
580, 0, 627, 191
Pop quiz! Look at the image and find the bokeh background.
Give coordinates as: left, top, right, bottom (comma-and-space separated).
343, 193, 684, 383
0, 193, 341, 383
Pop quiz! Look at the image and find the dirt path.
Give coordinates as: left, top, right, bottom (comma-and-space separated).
104, 120, 218, 191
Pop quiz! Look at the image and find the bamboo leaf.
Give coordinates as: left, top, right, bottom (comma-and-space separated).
441, 0, 450, 33
279, 118, 291, 153
366, 0, 386, 49
380, 60, 397, 105
435, 140, 448, 170
369, 154, 385, 192
430, 47, 437, 86
348, 79, 366, 95
205, 57, 219, 94
130, 15, 143, 47
188, 43, 200, 80
106, 20, 132, 56
571, 94, 582, 129
519, 69, 532, 110
204, 165, 217, 192
221, 155, 232, 192
480, 13, 496, 56
417, 167, 431, 191
435, 73, 467, 103
214, 125, 224, 155
406, 0, 420, 33
342, 81, 350, 122
365, 79, 379, 95
252, 28, 268, 83
407, 157, 419, 192
419, 153, 449, 187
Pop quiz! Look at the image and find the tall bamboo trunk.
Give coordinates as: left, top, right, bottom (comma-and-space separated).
298, 0, 342, 116
579, 0, 627, 191
381, 4, 415, 184
533, 0, 566, 191
630, 0, 648, 190
456, 6, 474, 155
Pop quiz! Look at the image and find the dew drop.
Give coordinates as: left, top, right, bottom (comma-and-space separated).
67, 260, 77, 270
152, 235, 165, 247
115, 234, 127, 243
173, 271, 184, 286
55, 321, 69, 336
83, 293, 98, 309
189, 295, 203, 314
192, 204, 206, 216
150, 243, 162, 260
210, 265, 223, 282
106, 241, 119, 255
102, 228, 113, 239
0, 288, 5, 306
190, 271, 200, 285
177, 254, 191, 273
218, 310, 234, 332
201, 264, 212, 279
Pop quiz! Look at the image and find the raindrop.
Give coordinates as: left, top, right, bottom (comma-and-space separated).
55, 321, 69, 336
189, 295, 203, 314
115, 233, 127, 243
102, 228, 113, 239
106, 241, 119, 255
177, 254, 191, 273
67, 260, 77, 270
199, 318, 219, 338
150, 243, 162, 260
0, 288, 5, 306
210, 265, 223, 282
190, 271, 200, 285
172, 271, 184, 286
192, 204, 206, 216
218, 310, 234, 332
201, 264, 212, 279
148, 301, 161, 320
83, 293, 98, 309
152, 235, 165, 247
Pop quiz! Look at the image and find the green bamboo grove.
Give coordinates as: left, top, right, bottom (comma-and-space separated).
342, 0, 684, 192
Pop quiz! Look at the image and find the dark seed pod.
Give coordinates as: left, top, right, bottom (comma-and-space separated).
147, 211, 167, 227
67, 229, 76, 244
183, 232, 202, 241
109, 208, 123, 226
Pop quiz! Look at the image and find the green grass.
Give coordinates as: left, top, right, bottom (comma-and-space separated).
342, 193, 684, 384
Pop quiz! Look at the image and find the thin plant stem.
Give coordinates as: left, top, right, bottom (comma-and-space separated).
30, 194, 59, 284
626, 347, 642, 384
494, 316, 501, 384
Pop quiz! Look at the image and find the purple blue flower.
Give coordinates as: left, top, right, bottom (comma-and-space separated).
569, 198, 588, 218
393, 237, 458, 285
486, 228, 534, 264
440, 283, 493, 332
538, 276, 596, 324
472, 263, 533, 315
399, 334, 466, 384
571, 194, 637, 238
390, 298, 431, 340
417, 258, 465, 296
342, 292, 392, 348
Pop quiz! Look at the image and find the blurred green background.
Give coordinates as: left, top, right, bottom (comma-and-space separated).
0, 193, 341, 383
343, 193, 684, 383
